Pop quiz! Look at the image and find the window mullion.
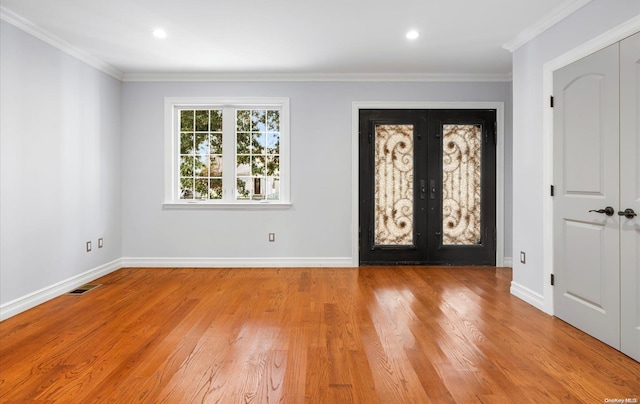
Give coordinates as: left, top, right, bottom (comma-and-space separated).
222, 107, 236, 201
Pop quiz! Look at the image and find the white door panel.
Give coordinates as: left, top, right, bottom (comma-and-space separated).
553, 42, 621, 349
563, 74, 608, 195
620, 31, 640, 362
563, 219, 614, 311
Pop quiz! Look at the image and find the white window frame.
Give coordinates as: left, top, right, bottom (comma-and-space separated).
163, 97, 291, 209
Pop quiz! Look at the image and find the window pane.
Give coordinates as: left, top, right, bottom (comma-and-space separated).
195, 133, 208, 155
267, 156, 279, 176
237, 110, 250, 132
252, 133, 265, 154
442, 124, 482, 245
267, 133, 280, 154
266, 177, 279, 200
195, 110, 209, 131
252, 177, 265, 199
180, 178, 194, 199
251, 110, 266, 132
210, 155, 223, 177
237, 177, 251, 199
209, 178, 222, 199
210, 134, 222, 154
210, 110, 222, 131
180, 133, 194, 155
194, 178, 208, 198
252, 156, 265, 176
237, 133, 250, 154
195, 155, 207, 177
180, 156, 194, 177
374, 124, 414, 246
267, 110, 280, 132
236, 155, 250, 176
181, 110, 194, 131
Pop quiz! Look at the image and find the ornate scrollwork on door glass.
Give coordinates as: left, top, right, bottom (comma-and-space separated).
442, 124, 482, 245
374, 125, 414, 246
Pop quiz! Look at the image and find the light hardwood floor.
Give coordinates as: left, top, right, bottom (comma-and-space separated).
1, 266, 639, 403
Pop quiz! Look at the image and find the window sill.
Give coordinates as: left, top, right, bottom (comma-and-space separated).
162, 201, 293, 210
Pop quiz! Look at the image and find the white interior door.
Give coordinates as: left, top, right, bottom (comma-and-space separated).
553, 42, 621, 349
620, 32, 640, 362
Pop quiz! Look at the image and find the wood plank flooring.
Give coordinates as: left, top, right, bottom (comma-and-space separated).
1, 266, 639, 403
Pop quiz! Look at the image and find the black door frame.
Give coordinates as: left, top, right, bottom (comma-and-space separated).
351, 102, 505, 267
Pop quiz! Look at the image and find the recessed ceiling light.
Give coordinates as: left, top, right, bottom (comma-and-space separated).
152, 28, 167, 39
406, 30, 419, 40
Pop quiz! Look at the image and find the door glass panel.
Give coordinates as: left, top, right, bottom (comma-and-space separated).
374, 125, 414, 246
442, 124, 482, 245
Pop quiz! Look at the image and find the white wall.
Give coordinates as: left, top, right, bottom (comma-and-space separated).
511, 0, 639, 310
0, 21, 122, 309
121, 81, 512, 264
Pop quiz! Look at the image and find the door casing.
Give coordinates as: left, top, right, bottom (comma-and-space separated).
351, 102, 505, 267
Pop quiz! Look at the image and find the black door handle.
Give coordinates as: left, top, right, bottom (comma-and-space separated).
420, 180, 426, 200
617, 208, 637, 219
589, 206, 615, 216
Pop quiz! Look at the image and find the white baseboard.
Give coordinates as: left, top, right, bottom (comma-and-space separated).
510, 281, 551, 314
120, 256, 355, 268
503, 257, 513, 267
0, 258, 123, 321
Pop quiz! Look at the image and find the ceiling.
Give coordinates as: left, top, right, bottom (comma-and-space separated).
0, 0, 588, 80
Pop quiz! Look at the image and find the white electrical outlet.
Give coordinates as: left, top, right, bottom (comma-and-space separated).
86, 241, 92, 252
268, 233, 275, 242
520, 251, 526, 264
98, 238, 103, 248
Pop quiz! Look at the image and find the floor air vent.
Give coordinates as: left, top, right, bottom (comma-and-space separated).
67, 284, 101, 295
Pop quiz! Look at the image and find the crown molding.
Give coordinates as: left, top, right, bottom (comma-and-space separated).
0, 6, 124, 80
121, 71, 512, 82
502, 0, 593, 53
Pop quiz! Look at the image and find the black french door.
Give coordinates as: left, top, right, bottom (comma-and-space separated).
359, 109, 496, 265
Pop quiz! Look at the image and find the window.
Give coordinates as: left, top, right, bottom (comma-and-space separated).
164, 98, 290, 208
